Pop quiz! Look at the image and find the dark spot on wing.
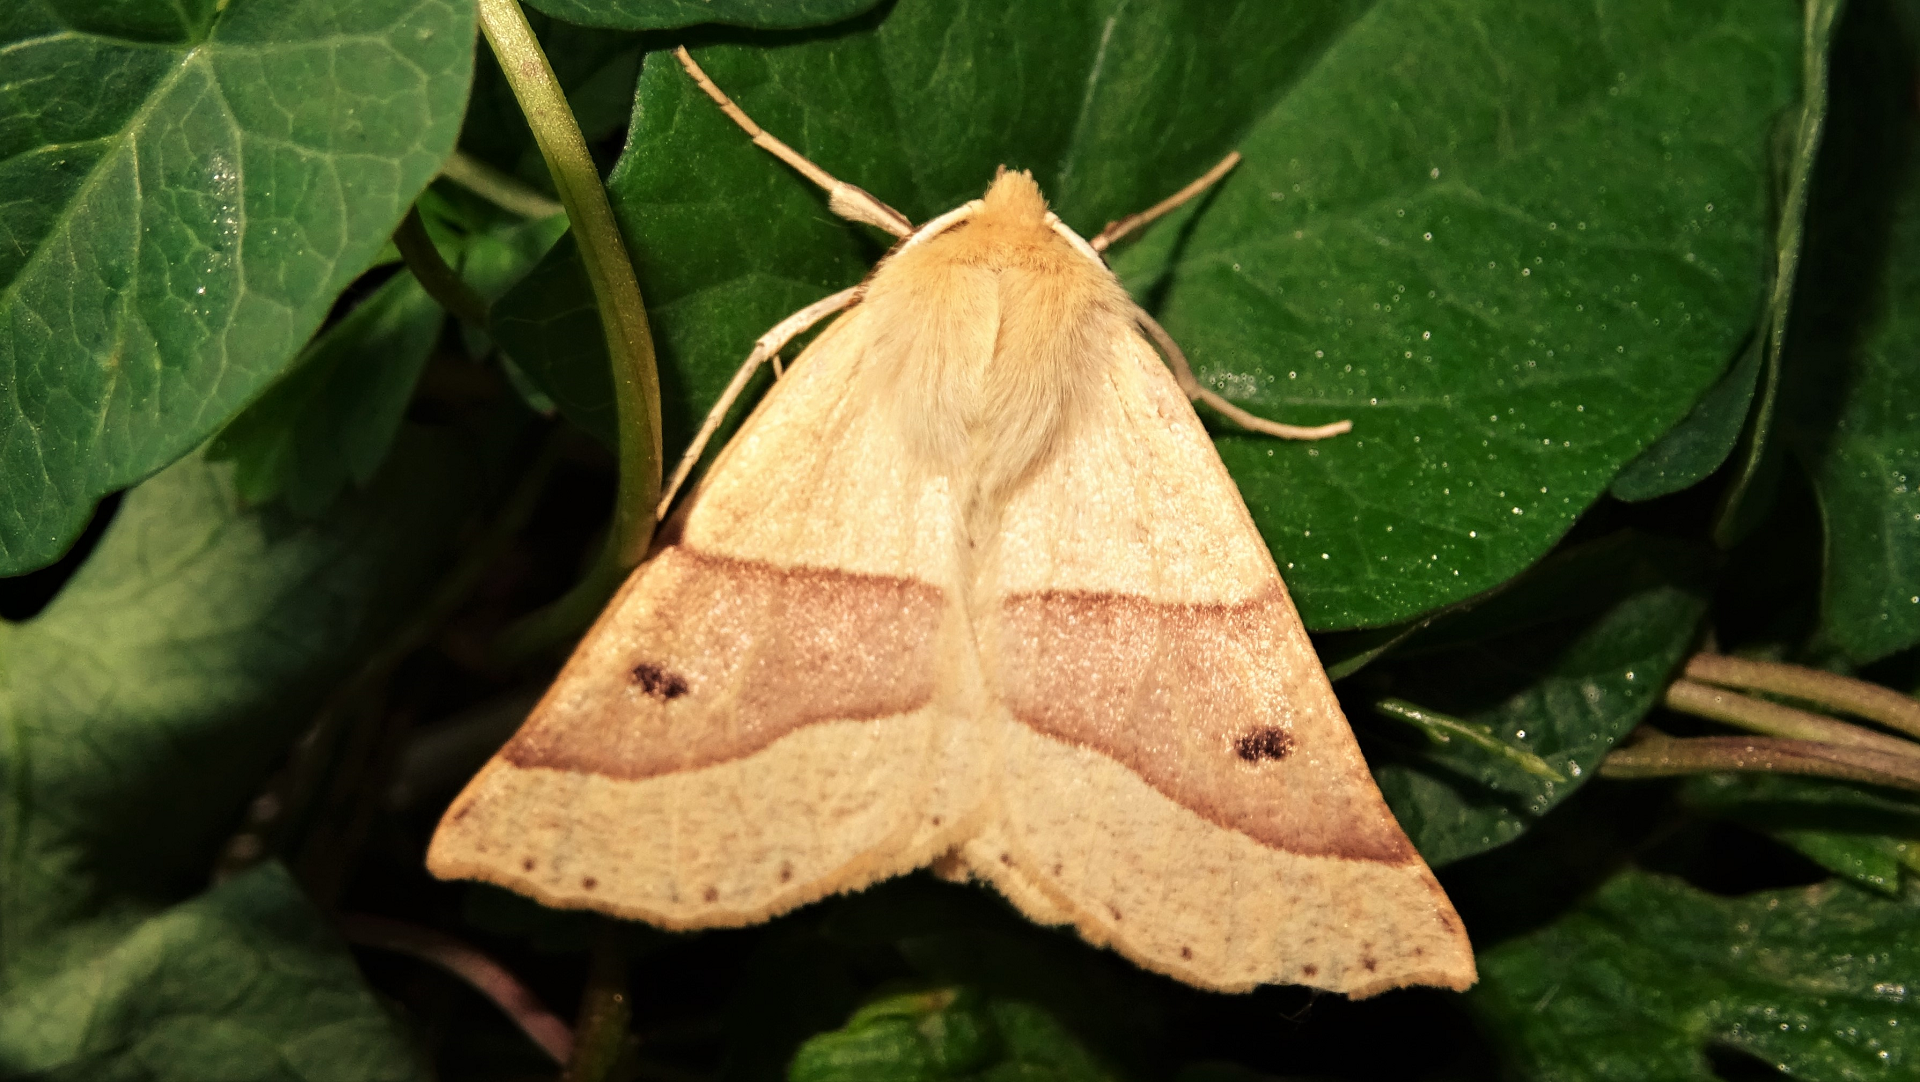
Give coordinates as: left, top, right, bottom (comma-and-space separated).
582, 877, 597, 890
1301, 964, 1318, 978
1235, 727, 1294, 762
703, 887, 718, 903
1180, 946, 1193, 960
521, 858, 535, 872
779, 862, 793, 883
632, 662, 690, 700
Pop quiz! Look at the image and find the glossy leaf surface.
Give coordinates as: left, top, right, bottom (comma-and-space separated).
0, 0, 474, 573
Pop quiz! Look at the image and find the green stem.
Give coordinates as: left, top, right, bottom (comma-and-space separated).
564, 923, 634, 1082
1663, 678, 1920, 762
1372, 698, 1565, 782
1600, 730, 1920, 793
477, 0, 661, 613
441, 149, 567, 219
1684, 653, 1920, 742
394, 207, 491, 327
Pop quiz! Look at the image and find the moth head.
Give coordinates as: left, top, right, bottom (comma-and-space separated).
980, 168, 1049, 226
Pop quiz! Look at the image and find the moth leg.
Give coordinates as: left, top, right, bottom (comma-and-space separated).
1135, 308, 1352, 441
674, 47, 914, 238
1091, 152, 1242, 253
656, 286, 862, 520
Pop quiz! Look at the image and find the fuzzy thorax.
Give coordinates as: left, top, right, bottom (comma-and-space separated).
858, 171, 1137, 538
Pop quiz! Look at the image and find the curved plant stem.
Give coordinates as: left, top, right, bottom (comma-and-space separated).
341, 914, 573, 1064
441, 149, 567, 219
394, 207, 491, 327
1601, 730, 1920, 792
1684, 653, 1920, 741
477, 0, 661, 657
1663, 678, 1920, 762
565, 923, 634, 1082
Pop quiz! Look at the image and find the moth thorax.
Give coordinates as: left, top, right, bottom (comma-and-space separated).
858, 187, 1136, 532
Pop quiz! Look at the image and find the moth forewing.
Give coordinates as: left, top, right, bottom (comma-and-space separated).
427, 49, 1474, 997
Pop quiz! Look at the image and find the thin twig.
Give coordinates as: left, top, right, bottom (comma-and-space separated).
341, 914, 573, 1064
394, 207, 492, 327
1092, 151, 1241, 252
441, 150, 567, 219
1663, 678, 1920, 762
1684, 653, 1920, 741
1600, 730, 1920, 792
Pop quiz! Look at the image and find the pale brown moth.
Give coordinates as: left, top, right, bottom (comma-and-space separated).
428, 48, 1476, 997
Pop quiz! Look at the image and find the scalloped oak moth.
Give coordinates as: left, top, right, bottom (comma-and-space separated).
427, 49, 1474, 998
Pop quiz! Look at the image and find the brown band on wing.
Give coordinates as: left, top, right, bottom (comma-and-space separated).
995, 587, 1415, 865
504, 545, 944, 780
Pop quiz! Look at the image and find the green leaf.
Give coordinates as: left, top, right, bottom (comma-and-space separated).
1608, 336, 1762, 502
1471, 869, 1920, 1080
1712, 0, 1844, 547
207, 205, 564, 515
491, 234, 621, 447
1782, 0, 1920, 663
789, 988, 1117, 1082
0, 863, 426, 1082
206, 272, 443, 515
1364, 533, 1710, 866
0, 437, 487, 985
525, 0, 886, 31
1166, 0, 1799, 627
0, 0, 475, 575
1687, 773, 1920, 896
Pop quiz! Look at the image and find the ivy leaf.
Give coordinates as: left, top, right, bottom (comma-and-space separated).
0, 0, 474, 576
1471, 869, 1920, 1080
788, 988, 1117, 1082
492, 234, 620, 447
1608, 338, 1762, 502
1781, 0, 1920, 664
1707, 0, 1843, 545
0, 863, 425, 1082
206, 272, 443, 515
0, 436, 488, 991
525, 0, 886, 31
1687, 773, 1920, 896
207, 205, 563, 515
1167, 0, 1798, 627
1361, 533, 1710, 866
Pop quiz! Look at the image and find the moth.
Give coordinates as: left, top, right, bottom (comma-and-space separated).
429, 48, 1475, 997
